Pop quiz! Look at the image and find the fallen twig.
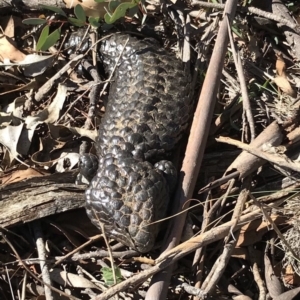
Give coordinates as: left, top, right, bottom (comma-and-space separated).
33, 221, 54, 300
94, 209, 262, 299
191, 0, 300, 34
35, 54, 83, 102
217, 135, 300, 173
145, 0, 240, 299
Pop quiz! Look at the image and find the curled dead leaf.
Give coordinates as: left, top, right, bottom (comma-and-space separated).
273, 76, 296, 98
276, 53, 286, 77
0, 168, 45, 185
4, 16, 15, 39
0, 35, 26, 62
50, 268, 100, 289
237, 215, 287, 247
282, 265, 300, 286
25, 84, 68, 129
64, 0, 108, 18
265, 254, 284, 298
0, 123, 24, 162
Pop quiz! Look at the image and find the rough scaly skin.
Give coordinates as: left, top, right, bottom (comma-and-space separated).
85, 34, 192, 253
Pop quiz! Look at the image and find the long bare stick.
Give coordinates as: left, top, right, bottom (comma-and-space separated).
217, 136, 300, 173
145, 1, 239, 298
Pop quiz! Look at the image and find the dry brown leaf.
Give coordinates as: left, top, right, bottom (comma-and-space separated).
277, 287, 300, 300
26, 282, 45, 297
50, 268, 100, 289
65, 0, 133, 17
0, 79, 37, 96
0, 35, 26, 62
64, 0, 108, 17
67, 126, 97, 141
265, 254, 284, 298
21, 54, 55, 77
25, 84, 68, 129
274, 53, 296, 97
276, 53, 286, 77
0, 168, 45, 185
282, 265, 300, 286
31, 136, 65, 167
4, 16, 15, 38
0, 115, 37, 157
237, 215, 287, 246
48, 123, 97, 141
3, 95, 26, 119
273, 76, 296, 97
0, 123, 24, 162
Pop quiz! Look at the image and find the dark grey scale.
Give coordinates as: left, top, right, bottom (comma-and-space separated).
102, 156, 114, 167
132, 199, 143, 212
132, 184, 142, 194
110, 198, 123, 210
129, 215, 142, 235
82, 34, 193, 253
127, 172, 142, 188
132, 149, 145, 161
154, 160, 178, 193
77, 154, 98, 182
103, 164, 119, 181
135, 189, 149, 203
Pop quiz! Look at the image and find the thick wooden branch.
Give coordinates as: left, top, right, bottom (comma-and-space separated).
0, 172, 85, 227
0, 0, 68, 9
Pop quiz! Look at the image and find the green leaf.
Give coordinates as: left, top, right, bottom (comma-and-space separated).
74, 4, 86, 23
39, 28, 61, 51
108, 0, 121, 12
102, 267, 123, 286
94, 0, 107, 2
36, 25, 50, 51
88, 17, 101, 28
104, 1, 137, 24
39, 4, 67, 17
68, 17, 86, 27
22, 18, 47, 25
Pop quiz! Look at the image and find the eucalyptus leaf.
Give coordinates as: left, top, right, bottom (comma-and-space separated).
104, 1, 137, 24
88, 17, 101, 28
108, 0, 121, 12
101, 267, 123, 286
22, 18, 47, 25
74, 4, 86, 23
36, 25, 50, 51
39, 4, 67, 17
39, 28, 61, 51
68, 17, 86, 27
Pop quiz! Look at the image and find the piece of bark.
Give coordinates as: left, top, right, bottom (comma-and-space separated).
0, 172, 85, 227
0, 0, 109, 18
0, 0, 68, 9
264, 253, 284, 298
277, 287, 300, 300
271, 0, 300, 61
